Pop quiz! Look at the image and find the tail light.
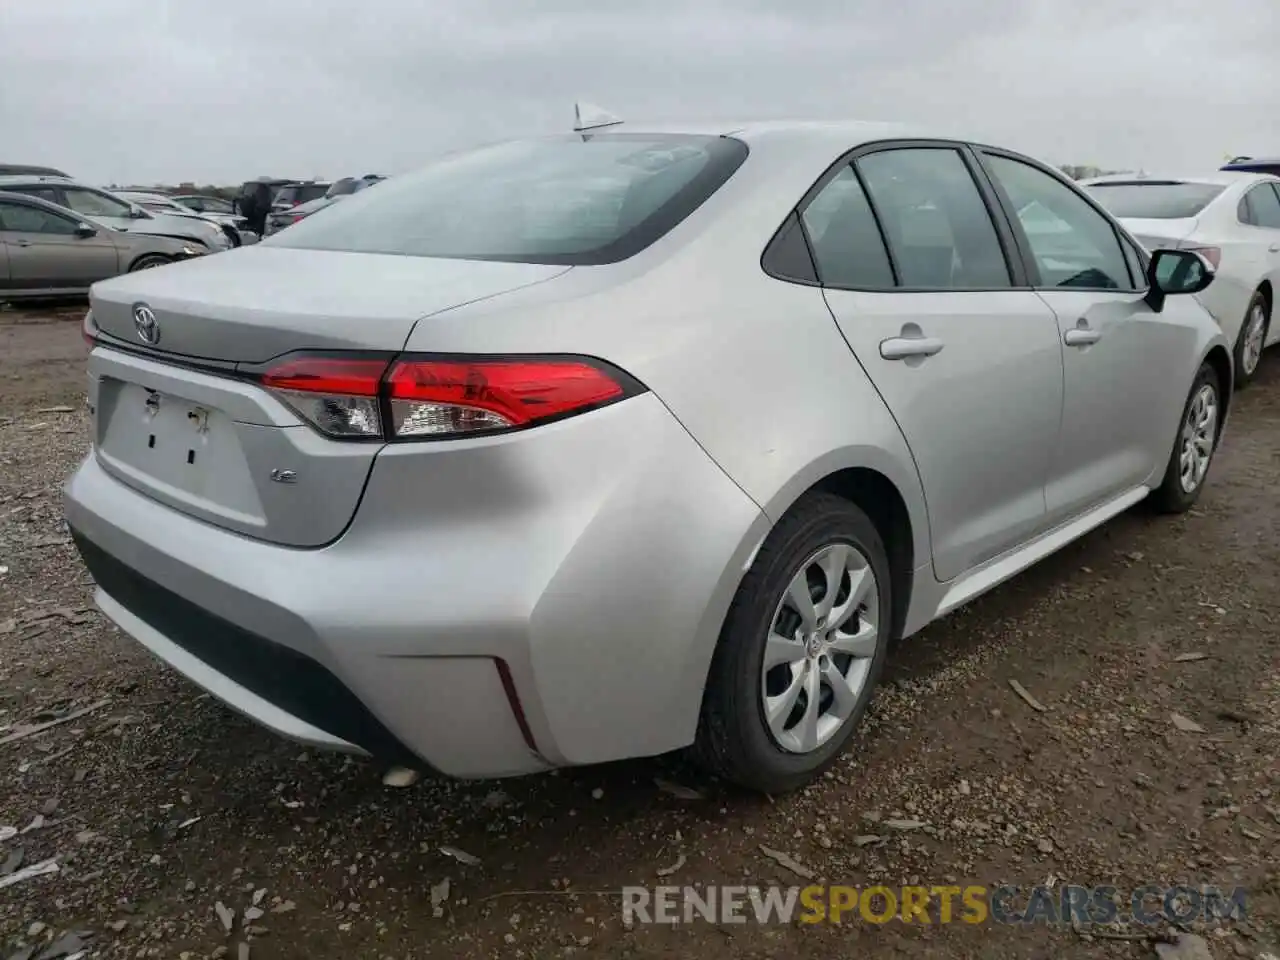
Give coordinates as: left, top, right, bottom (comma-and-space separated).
1184, 245, 1221, 269
258, 352, 642, 441
261, 356, 386, 439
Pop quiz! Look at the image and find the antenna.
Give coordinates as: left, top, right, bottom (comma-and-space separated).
573, 101, 623, 134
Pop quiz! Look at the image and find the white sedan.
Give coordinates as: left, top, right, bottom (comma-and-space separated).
1083, 172, 1280, 385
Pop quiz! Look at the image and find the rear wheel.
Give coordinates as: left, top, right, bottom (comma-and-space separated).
693, 493, 892, 794
128, 254, 170, 272
1233, 291, 1268, 387
1151, 362, 1220, 513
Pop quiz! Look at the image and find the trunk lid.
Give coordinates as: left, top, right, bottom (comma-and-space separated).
1116, 217, 1200, 253
88, 247, 569, 362
86, 248, 570, 547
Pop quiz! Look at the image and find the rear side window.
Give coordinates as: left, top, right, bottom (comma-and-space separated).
7, 186, 61, 205
1241, 184, 1280, 228
0, 201, 77, 234
856, 148, 1012, 289
267, 134, 749, 265
1086, 182, 1225, 219
800, 166, 894, 288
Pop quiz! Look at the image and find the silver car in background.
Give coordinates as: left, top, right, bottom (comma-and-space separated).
0, 176, 230, 253
0, 191, 205, 300
117, 191, 254, 247
65, 119, 1229, 793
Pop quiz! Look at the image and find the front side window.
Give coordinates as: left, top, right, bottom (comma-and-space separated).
1242, 184, 1280, 229
800, 165, 894, 288
856, 148, 1011, 289
984, 154, 1134, 291
62, 187, 133, 219
267, 134, 749, 265
0, 201, 77, 235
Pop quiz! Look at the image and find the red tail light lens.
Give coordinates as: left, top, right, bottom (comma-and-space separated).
1184, 245, 1221, 269
258, 353, 639, 441
261, 356, 387, 439
386, 358, 627, 438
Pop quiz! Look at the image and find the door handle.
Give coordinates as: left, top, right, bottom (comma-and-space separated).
1269, 243, 1280, 253
1063, 326, 1102, 347
880, 336, 945, 361
14, 239, 31, 247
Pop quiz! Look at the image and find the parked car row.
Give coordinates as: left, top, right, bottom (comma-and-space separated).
1082, 166, 1280, 384
0, 173, 237, 299
0, 191, 208, 297
262, 175, 386, 236
116, 191, 256, 248
67, 111, 1246, 794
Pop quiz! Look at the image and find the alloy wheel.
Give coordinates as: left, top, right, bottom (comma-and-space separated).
1178, 382, 1218, 494
1241, 302, 1266, 376
760, 542, 880, 754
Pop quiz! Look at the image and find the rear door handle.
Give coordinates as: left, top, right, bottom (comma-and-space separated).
879, 336, 945, 361
14, 239, 31, 247
1269, 243, 1280, 253
1063, 327, 1102, 347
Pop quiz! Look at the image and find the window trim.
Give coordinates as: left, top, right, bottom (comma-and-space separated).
971, 146, 1145, 294
761, 138, 1029, 293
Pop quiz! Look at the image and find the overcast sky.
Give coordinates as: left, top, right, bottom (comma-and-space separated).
1, 0, 1275, 186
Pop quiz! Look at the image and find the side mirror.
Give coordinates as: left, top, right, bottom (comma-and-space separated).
186, 199, 204, 212
128, 205, 148, 219
74, 223, 97, 238
1144, 248, 1214, 312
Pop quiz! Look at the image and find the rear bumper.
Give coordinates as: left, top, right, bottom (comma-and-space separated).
65, 393, 768, 777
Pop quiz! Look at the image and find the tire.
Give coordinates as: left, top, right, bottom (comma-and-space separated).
129, 254, 170, 272
693, 492, 893, 794
1150, 362, 1221, 514
1232, 290, 1269, 388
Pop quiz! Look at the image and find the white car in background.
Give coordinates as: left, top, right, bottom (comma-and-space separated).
1083, 172, 1280, 385
117, 191, 254, 247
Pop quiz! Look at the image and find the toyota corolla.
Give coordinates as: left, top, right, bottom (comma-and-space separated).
66, 114, 1230, 793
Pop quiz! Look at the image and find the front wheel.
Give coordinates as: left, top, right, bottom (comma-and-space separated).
1151, 362, 1221, 513
1233, 291, 1269, 388
128, 254, 170, 272
693, 492, 892, 794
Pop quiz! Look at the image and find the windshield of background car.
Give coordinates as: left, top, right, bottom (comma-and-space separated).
1085, 182, 1226, 219
266, 134, 750, 264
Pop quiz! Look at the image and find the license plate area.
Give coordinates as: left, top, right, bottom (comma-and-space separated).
96, 378, 265, 526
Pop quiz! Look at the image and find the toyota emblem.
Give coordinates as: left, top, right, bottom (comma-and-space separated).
133, 304, 160, 345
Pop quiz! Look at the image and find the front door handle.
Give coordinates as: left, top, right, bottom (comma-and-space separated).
880, 335, 945, 361
1269, 243, 1280, 253
14, 239, 32, 247
1064, 326, 1102, 347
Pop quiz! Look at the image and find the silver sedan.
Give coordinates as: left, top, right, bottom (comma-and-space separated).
66, 115, 1229, 794
0, 191, 205, 300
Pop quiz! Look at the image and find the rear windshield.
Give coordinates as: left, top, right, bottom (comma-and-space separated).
1085, 182, 1225, 219
292, 183, 329, 204
265, 133, 749, 265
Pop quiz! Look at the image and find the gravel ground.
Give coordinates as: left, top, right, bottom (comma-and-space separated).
1, 304, 1278, 960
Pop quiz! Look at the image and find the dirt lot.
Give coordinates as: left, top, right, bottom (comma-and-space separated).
1, 304, 1278, 960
